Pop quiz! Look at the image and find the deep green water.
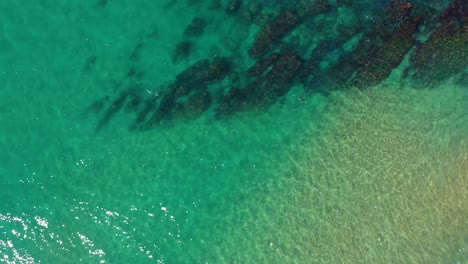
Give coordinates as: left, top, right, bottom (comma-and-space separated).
1, 0, 467, 263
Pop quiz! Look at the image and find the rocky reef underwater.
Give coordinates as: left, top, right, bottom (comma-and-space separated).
86, 0, 467, 131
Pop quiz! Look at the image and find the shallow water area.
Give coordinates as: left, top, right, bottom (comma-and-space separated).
1, 0, 467, 263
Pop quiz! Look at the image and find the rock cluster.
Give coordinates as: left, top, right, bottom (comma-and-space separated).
91, 0, 467, 131
218, 50, 303, 113
409, 0, 468, 85
248, 10, 300, 58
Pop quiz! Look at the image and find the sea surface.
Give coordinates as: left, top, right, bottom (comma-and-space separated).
0, 0, 467, 263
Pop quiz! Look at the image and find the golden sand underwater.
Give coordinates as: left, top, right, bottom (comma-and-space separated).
202, 83, 468, 263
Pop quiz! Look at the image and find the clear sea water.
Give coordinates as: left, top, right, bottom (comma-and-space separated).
0, 0, 467, 263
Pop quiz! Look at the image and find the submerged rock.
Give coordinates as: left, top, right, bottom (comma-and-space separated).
250, 50, 303, 108
130, 96, 159, 131
238, 1, 262, 23
181, 91, 212, 118
86, 96, 109, 115
301, 0, 333, 16
91, 0, 468, 133
176, 57, 230, 88
96, 90, 132, 130
385, 0, 414, 28
143, 91, 177, 129
172, 41, 192, 63
138, 57, 230, 129
321, 0, 426, 88
83, 55, 97, 72
350, 15, 424, 87
248, 10, 300, 58
219, 49, 303, 113
226, 0, 242, 13
409, 0, 468, 84
184, 17, 208, 37
247, 53, 280, 77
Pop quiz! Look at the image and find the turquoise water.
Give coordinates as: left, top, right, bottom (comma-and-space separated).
1, 0, 467, 263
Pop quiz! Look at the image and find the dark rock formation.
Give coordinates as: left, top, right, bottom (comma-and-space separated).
295, 40, 343, 86
91, 0, 468, 133
247, 53, 280, 77
137, 57, 230, 129
336, 0, 352, 7
142, 90, 177, 128
175, 57, 230, 88
96, 90, 132, 130
83, 56, 97, 72
301, 0, 333, 16
238, 1, 262, 23
129, 96, 160, 131
126, 67, 144, 79
124, 92, 144, 112
321, 0, 425, 88
172, 41, 192, 63
208, 0, 222, 10
86, 96, 109, 116
350, 15, 424, 87
129, 43, 144, 61
248, 10, 300, 58
91, 55, 231, 131
96, 0, 107, 8
409, 0, 468, 84
226, 0, 242, 13
184, 17, 208, 37
218, 49, 303, 113
385, 0, 414, 28
141, 89, 212, 128
180, 91, 212, 118
249, 50, 303, 108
